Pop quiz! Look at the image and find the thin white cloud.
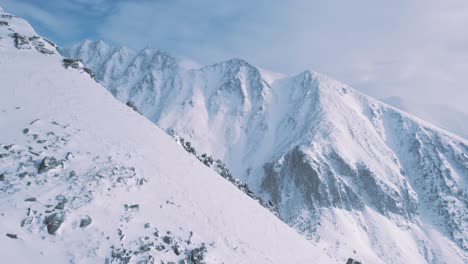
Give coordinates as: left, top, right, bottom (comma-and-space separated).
0, 0, 66, 35
1, 0, 467, 113
95, 0, 468, 112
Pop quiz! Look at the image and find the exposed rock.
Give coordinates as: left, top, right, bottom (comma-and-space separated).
198, 153, 213, 167
346, 258, 362, 264
43, 212, 65, 234
38, 156, 61, 174
162, 235, 173, 244
83, 67, 95, 79
1, 14, 14, 19
79, 215, 92, 228
0, 20, 8, 26
28, 150, 40, 156
173, 242, 184, 255
153, 228, 159, 237
63, 58, 82, 69
139, 242, 154, 252
6, 233, 17, 239
24, 197, 36, 202
124, 204, 139, 211
155, 244, 165, 251
42, 38, 58, 50
32, 39, 55, 55
0, 173, 4, 181
3, 144, 14, 150
66, 152, 75, 160
62, 58, 95, 79
55, 194, 68, 210
190, 244, 207, 264
126, 101, 140, 113
69, 171, 77, 178
21, 217, 33, 227
11, 33, 30, 49
110, 248, 131, 264
144, 223, 150, 228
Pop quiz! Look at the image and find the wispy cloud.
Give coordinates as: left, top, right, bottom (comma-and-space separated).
0, 0, 66, 35
1, 0, 467, 113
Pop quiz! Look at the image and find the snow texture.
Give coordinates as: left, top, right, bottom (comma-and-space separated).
0, 8, 336, 264
63, 39, 468, 263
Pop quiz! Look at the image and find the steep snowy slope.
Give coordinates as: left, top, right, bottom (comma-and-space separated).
381, 96, 468, 140
0, 8, 337, 264
65, 40, 468, 263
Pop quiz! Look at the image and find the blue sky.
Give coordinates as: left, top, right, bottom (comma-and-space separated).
1, 0, 468, 113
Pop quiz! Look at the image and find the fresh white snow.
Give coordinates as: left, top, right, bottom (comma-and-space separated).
64, 38, 468, 264
0, 8, 338, 264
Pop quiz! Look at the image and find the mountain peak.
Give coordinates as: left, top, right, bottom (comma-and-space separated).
212, 57, 257, 70
58, 36, 468, 262
225, 57, 252, 66
1, 10, 337, 264
139, 46, 172, 58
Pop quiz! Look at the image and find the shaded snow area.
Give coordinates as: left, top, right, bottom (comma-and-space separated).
0, 8, 336, 264
63, 38, 468, 262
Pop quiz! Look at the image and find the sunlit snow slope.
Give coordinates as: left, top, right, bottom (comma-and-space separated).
64, 39, 468, 264
0, 8, 337, 264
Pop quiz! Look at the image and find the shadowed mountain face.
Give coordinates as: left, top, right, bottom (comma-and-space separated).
63, 40, 468, 263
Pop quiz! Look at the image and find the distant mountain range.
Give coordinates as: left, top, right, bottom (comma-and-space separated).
61, 39, 468, 263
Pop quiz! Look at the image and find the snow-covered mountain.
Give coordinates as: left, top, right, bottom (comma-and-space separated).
381, 96, 468, 140
63, 40, 468, 263
0, 8, 339, 264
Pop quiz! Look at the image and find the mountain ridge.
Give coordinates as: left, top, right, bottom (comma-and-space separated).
63, 40, 468, 263
0, 7, 338, 264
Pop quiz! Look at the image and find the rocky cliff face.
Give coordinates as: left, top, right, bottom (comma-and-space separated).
63, 39, 468, 263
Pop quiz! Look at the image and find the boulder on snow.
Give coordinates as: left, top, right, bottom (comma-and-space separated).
38, 156, 61, 174
126, 101, 140, 113
173, 242, 184, 255
79, 215, 92, 228
43, 212, 65, 235
6, 233, 17, 239
346, 258, 362, 264
190, 244, 207, 264
162, 235, 173, 244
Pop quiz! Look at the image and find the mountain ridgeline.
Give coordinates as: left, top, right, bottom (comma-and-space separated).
0, 7, 338, 263
63, 40, 468, 263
